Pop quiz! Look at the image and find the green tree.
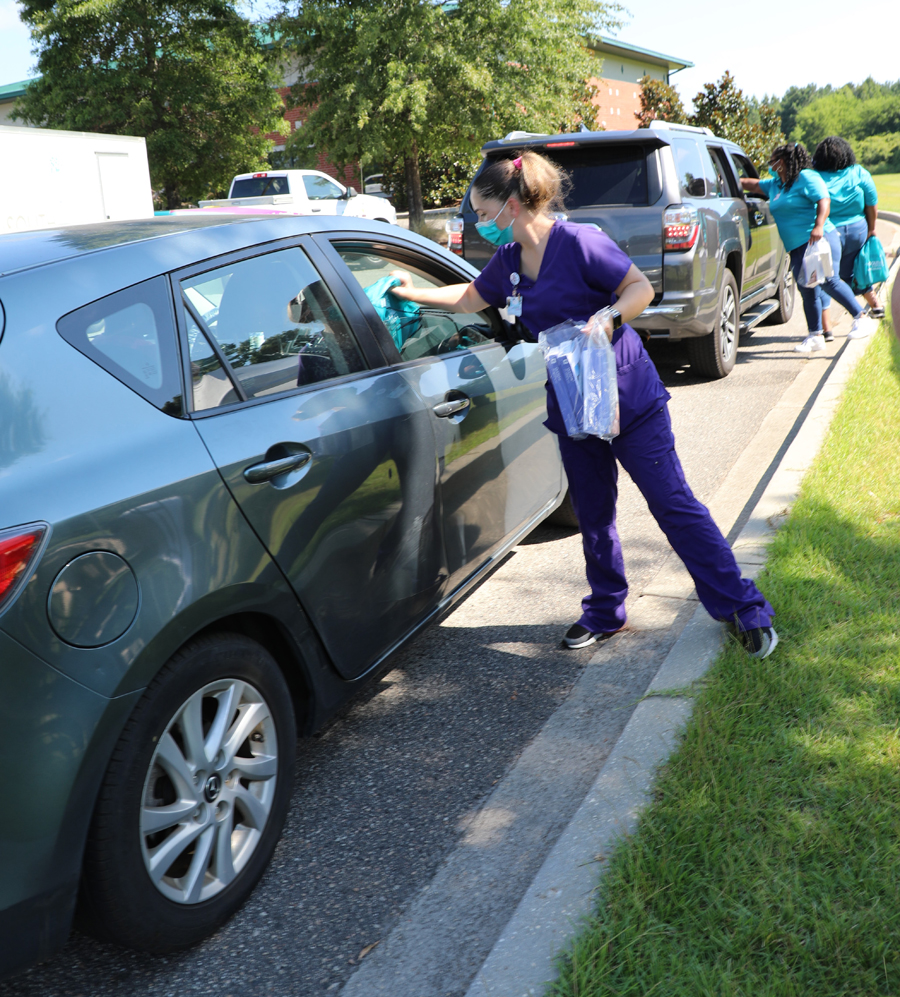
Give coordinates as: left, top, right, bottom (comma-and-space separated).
690, 72, 783, 169
15, 0, 287, 207
778, 82, 831, 138
278, 0, 622, 226
635, 75, 686, 127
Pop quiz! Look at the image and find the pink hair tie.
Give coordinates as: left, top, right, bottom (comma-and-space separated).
512, 157, 522, 170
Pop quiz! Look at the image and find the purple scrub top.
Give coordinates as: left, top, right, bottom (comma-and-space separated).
473, 221, 670, 434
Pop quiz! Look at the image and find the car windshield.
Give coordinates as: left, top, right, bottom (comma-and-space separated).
532, 146, 649, 207
230, 176, 290, 197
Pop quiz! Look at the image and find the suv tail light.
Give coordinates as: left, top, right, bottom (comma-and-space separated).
0, 524, 47, 613
445, 216, 464, 255
663, 205, 700, 251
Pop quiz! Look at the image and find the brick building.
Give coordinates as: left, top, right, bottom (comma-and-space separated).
586, 37, 693, 131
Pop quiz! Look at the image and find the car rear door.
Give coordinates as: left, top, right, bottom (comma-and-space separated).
177, 240, 445, 680
314, 233, 562, 596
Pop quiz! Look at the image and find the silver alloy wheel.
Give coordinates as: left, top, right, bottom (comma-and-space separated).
783, 265, 794, 301
140, 678, 278, 904
719, 282, 738, 361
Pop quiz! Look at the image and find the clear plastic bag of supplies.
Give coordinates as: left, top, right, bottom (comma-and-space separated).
799, 238, 833, 288
538, 307, 620, 441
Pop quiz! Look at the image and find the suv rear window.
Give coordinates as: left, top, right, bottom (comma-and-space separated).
230, 175, 290, 197
539, 146, 649, 207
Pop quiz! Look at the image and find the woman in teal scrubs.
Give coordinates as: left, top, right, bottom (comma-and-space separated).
740, 142, 876, 352
813, 136, 882, 335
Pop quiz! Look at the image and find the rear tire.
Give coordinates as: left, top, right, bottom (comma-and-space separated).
78, 633, 296, 953
548, 490, 580, 529
686, 270, 739, 379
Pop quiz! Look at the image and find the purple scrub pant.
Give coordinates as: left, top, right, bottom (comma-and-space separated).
556, 404, 774, 634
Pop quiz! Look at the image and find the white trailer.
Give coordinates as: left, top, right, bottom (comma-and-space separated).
0, 124, 154, 233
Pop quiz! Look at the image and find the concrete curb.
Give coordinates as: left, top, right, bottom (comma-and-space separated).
464, 258, 900, 997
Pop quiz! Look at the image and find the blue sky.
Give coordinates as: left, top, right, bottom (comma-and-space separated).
1, 0, 896, 104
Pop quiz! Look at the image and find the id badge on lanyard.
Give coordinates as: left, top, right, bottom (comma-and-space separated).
507, 271, 523, 317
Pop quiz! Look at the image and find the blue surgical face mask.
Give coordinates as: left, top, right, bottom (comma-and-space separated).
475, 200, 514, 246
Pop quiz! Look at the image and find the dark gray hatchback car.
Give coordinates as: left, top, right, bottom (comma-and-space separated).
0, 214, 563, 977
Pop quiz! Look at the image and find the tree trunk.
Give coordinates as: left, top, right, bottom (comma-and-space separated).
165, 185, 181, 210
404, 142, 425, 230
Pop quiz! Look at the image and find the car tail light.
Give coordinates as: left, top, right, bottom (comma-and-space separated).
546, 141, 577, 148
663, 205, 700, 251
0, 524, 47, 612
253, 172, 268, 178
445, 216, 464, 255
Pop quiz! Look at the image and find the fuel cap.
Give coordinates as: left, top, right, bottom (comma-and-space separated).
48, 551, 139, 648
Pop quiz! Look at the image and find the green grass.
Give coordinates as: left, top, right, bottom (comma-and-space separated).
551, 302, 900, 996
873, 173, 900, 213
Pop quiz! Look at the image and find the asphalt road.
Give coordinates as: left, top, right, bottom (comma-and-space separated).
1, 244, 889, 997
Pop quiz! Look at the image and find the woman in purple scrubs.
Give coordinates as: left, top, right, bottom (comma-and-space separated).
390, 151, 778, 658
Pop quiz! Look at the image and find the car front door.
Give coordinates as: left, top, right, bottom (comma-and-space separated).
178, 242, 445, 680
301, 173, 345, 216
729, 151, 777, 293
317, 236, 562, 596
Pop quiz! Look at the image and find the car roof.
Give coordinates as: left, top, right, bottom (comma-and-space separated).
480, 127, 742, 156
0, 213, 414, 278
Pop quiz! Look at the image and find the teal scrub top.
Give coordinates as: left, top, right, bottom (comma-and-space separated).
815, 164, 877, 227
758, 169, 834, 252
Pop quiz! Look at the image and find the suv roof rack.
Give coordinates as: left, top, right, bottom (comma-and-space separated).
498, 130, 551, 143
648, 120, 715, 138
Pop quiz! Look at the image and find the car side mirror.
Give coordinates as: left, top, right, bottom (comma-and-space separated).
344, 186, 358, 199
687, 177, 709, 197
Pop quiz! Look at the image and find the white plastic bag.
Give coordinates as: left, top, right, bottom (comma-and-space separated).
799, 238, 833, 288
538, 307, 620, 441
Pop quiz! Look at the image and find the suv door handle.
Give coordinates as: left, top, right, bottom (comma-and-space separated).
244, 451, 311, 484
433, 397, 470, 418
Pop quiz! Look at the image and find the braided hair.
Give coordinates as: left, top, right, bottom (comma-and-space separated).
812, 136, 856, 172
471, 150, 569, 214
769, 142, 811, 189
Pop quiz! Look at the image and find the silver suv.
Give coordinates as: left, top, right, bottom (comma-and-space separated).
453, 122, 794, 378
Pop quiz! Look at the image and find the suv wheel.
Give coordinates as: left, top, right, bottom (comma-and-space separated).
765, 258, 795, 325
78, 633, 296, 952
686, 270, 739, 378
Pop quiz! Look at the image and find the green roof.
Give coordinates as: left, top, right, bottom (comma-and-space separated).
588, 36, 694, 72
0, 79, 34, 101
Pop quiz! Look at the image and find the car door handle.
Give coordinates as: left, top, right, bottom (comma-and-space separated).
433, 397, 470, 418
310, 207, 321, 212
243, 451, 311, 484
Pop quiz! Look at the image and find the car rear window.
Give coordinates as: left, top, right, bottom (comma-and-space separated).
230, 175, 290, 197
57, 276, 183, 415
536, 146, 649, 207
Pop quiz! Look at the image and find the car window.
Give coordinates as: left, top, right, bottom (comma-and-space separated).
539, 146, 649, 207
229, 175, 290, 197
670, 137, 715, 198
707, 147, 738, 196
334, 246, 494, 361
180, 247, 365, 409
730, 153, 760, 182
56, 276, 183, 415
303, 175, 343, 200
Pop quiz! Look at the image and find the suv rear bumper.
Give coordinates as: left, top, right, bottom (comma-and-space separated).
632, 285, 719, 339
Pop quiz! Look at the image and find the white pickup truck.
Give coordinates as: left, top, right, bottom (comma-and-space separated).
199, 169, 398, 224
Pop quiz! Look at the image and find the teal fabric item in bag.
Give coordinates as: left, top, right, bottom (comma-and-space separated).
363, 276, 422, 350
853, 235, 889, 290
